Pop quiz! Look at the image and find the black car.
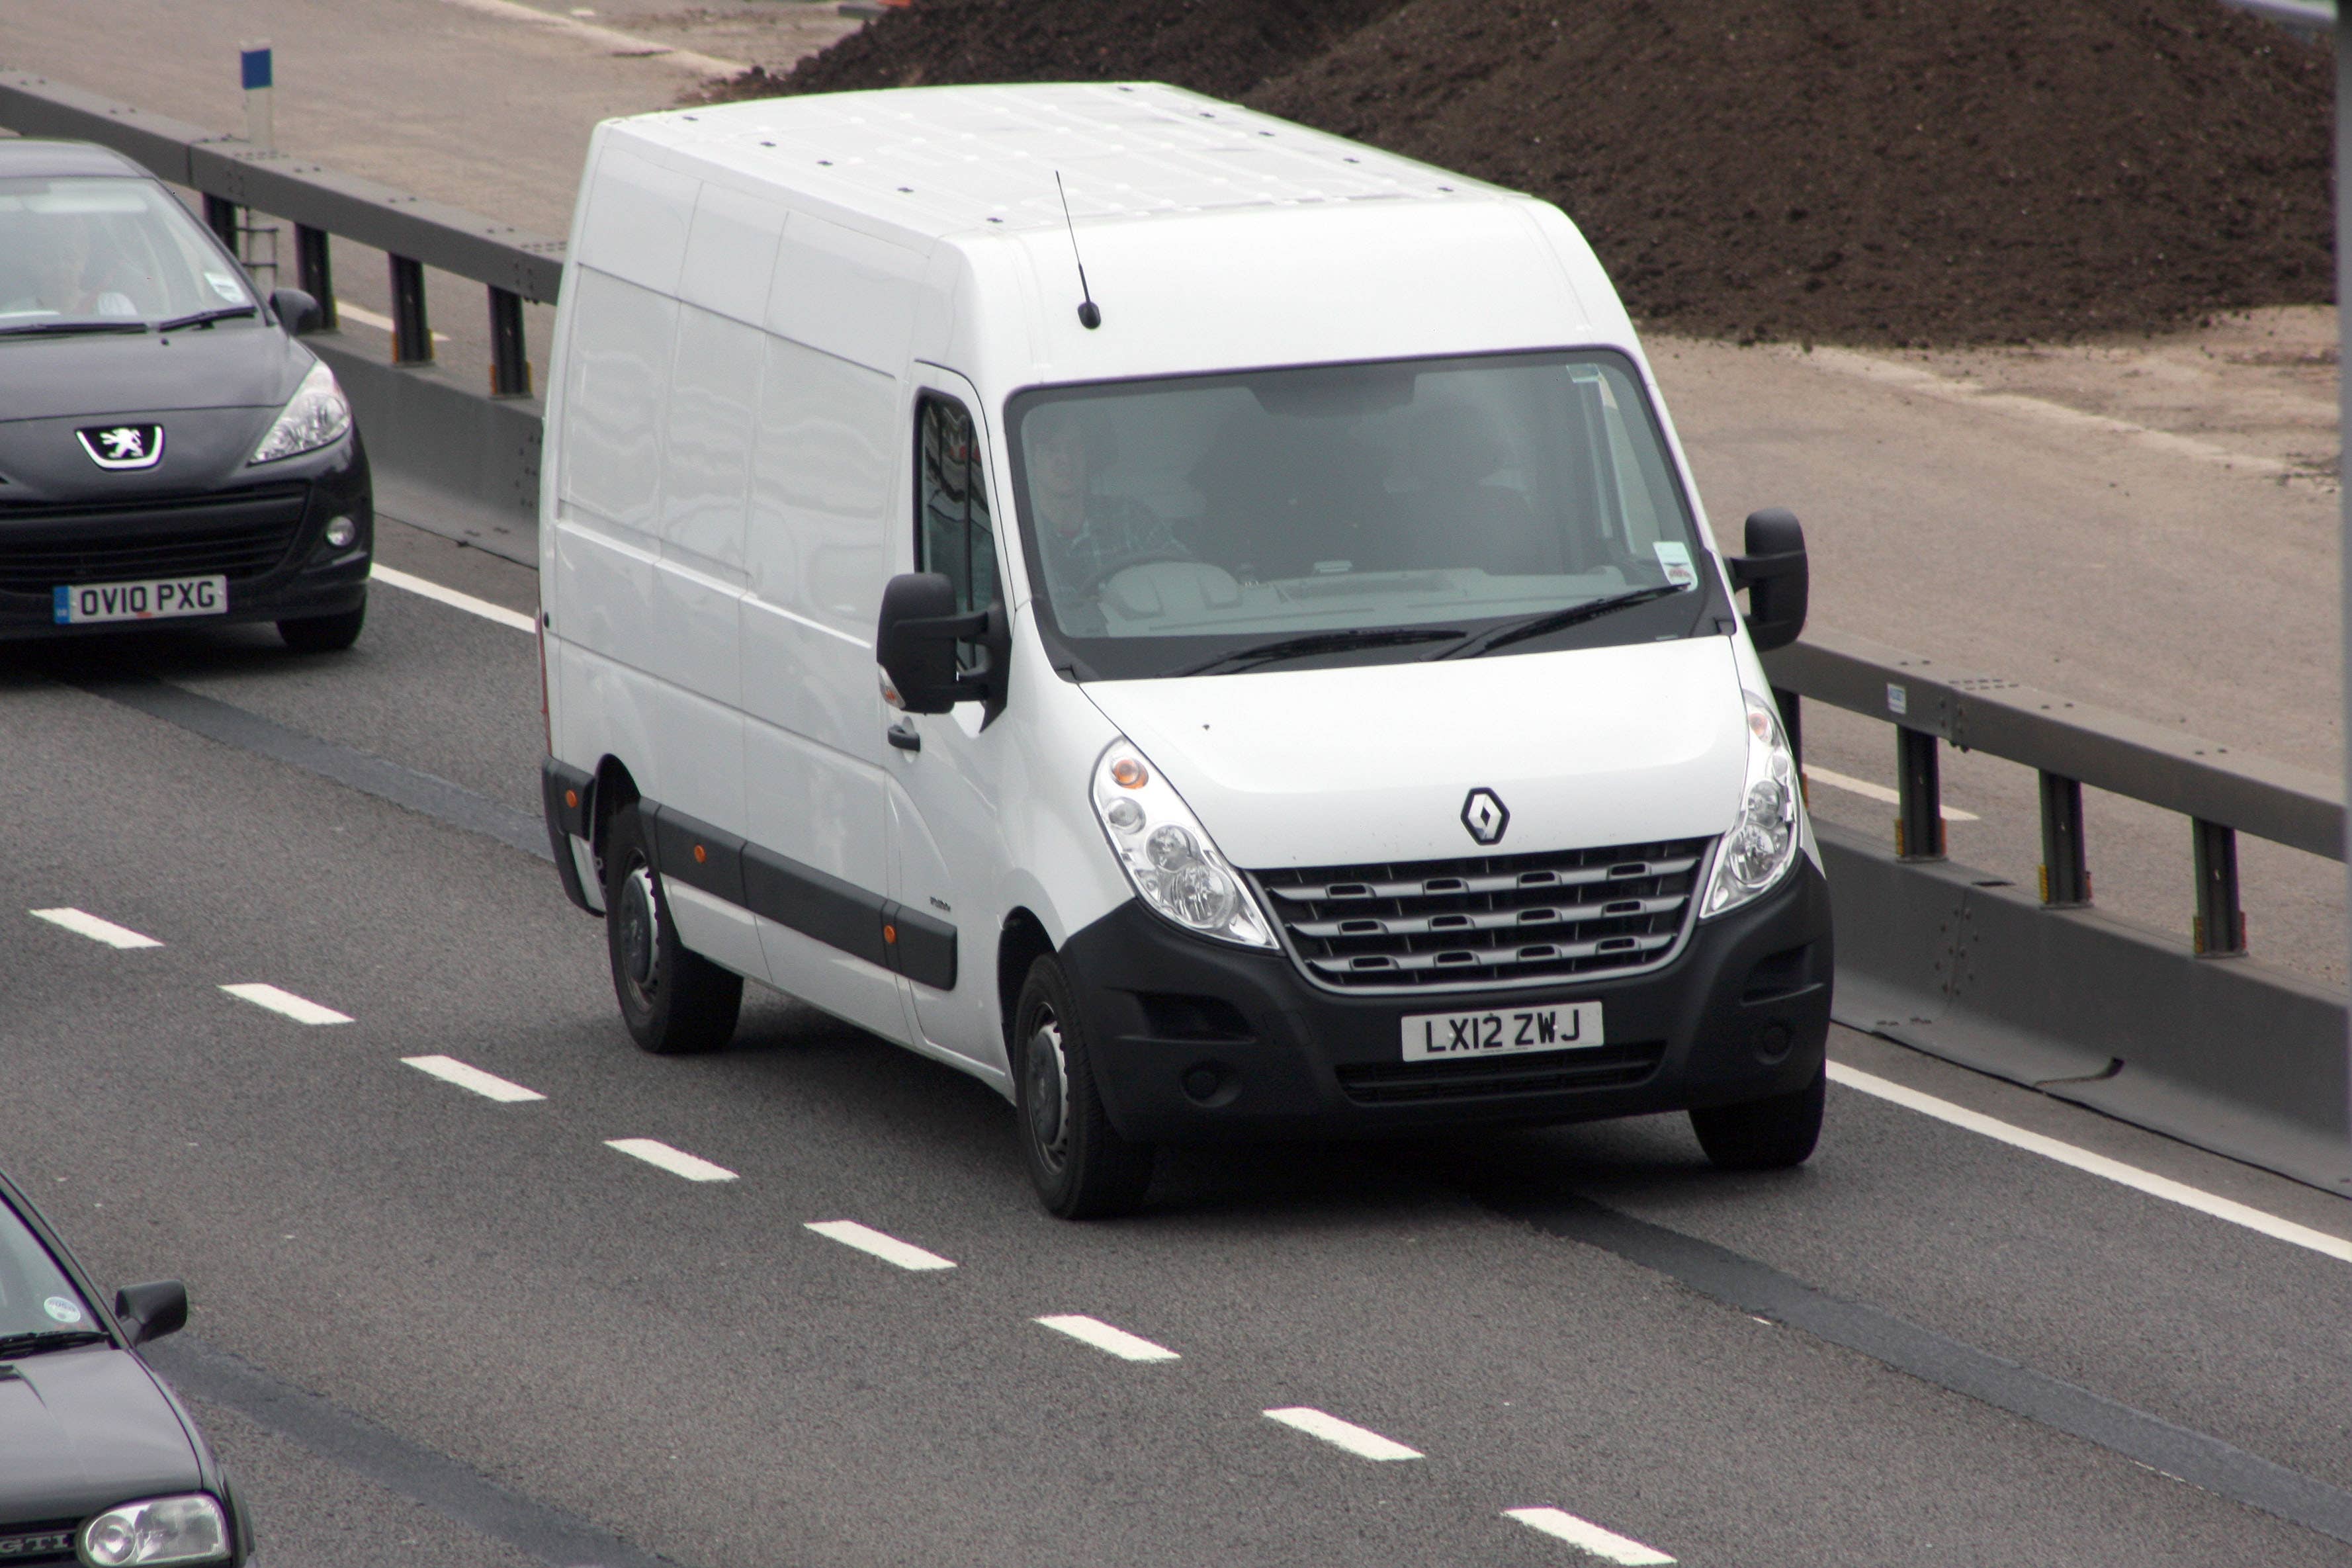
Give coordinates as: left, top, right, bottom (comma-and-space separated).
0, 139, 370, 652
0, 1168, 251, 1565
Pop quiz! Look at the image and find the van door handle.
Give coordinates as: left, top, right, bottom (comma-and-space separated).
887, 720, 921, 753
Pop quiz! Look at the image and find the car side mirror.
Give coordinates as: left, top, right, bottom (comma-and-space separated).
114, 1280, 188, 1346
875, 572, 1008, 717
1727, 507, 1808, 653
270, 287, 324, 335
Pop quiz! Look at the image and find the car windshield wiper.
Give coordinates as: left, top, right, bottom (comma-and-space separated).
1427, 584, 1689, 660
155, 304, 259, 332
0, 319, 150, 337
0, 1328, 110, 1358
1173, 625, 1467, 677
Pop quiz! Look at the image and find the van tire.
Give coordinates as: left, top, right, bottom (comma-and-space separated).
602, 805, 741, 1055
1690, 1064, 1824, 1170
1014, 955, 1153, 1219
278, 595, 366, 652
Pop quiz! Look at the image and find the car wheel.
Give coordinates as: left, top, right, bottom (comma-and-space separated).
1014, 953, 1153, 1219
601, 804, 742, 1055
1690, 1063, 1825, 1170
277, 593, 367, 652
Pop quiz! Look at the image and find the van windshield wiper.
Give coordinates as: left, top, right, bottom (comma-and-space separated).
1174, 625, 1466, 677
155, 304, 259, 332
0, 1328, 110, 1358
0, 319, 150, 338
1427, 585, 1688, 660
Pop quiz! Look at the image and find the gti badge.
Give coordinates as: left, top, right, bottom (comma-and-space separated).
1461, 787, 1509, 846
76, 423, 165, 471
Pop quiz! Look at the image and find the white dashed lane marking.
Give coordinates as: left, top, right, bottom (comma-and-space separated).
1505, 1508, 1675, 1564
30, 908, 163, 949
220, 983, 352, 1025
1262, 1407, 1422, 1461
1802, 763, 1978, 822
605, 1139, 736, 1182
1035, 1315, 1180, 1362
402, 1055, 544, 1103
805, 1220, 956, 1272
370, 565, 537, 634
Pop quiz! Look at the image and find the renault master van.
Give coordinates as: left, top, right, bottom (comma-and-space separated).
538, 84, 1831, 1217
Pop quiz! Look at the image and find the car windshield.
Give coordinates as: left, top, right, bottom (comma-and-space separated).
0, 1191, 95, 1339
1006, 349, 1716, 679
0, 175, 255, 333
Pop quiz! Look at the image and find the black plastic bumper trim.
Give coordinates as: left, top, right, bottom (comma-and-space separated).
540, 757, 596, 914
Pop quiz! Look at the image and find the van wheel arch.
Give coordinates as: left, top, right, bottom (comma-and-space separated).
589, 758, 640, 901
997, 908, 1055, 1068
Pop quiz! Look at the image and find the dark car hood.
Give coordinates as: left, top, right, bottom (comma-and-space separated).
0, 1348, 200, 1522
0, 327, 311, 504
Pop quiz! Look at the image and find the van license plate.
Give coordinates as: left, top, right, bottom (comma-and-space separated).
1401, 1001, 1603, 1061
54, 575, 228, 625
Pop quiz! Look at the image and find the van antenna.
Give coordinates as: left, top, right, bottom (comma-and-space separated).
1055, 171, 1102, 330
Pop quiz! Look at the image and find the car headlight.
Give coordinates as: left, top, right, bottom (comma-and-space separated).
1091, 738, 1274, 948
1701, 692, 1803, 918
249, 359, 351, 464
79, 1495, 229, 1566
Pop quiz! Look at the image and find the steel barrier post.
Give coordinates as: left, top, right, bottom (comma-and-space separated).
2193, 818, 2247, 957
2038, 771, 2090, 905
488, 286, 529, 396
389, 255, 431, 365
294, 225, 335, 329
203, 194, 238, 250
1895, 726, 1944, 861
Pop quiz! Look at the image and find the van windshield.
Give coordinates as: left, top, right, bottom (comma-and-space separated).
1006, 350, 1719, 680
0, 177, 257, 335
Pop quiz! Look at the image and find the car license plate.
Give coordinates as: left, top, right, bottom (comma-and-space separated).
53, 575, 228, 625
1401, 1001, 1603, 1061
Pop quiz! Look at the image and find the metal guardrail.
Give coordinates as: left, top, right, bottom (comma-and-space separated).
0, 69, 564, 393
1763, 631, 2343, 958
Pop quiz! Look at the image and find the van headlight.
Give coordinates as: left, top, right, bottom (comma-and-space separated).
249, 359, 352, 464
1702, 692, 1803, 918
79, 1494, 229, 1565
1091, 739, 1275, 948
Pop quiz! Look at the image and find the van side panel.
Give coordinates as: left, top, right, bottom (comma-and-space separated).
763, 212, 924, 374
740, 330, 902, 1030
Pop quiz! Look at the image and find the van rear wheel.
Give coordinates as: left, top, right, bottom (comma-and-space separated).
1014, 954, 1153, 1219
602, 804, 741, 1055
1690, 1064, 1825, 1170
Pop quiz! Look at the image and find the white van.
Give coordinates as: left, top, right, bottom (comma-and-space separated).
537, 83, 1831, 1217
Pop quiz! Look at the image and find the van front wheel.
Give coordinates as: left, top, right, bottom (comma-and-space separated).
1690, 1064, 1825, 1170
1014, 955, 1153, 1219
602, 805, 742, 1055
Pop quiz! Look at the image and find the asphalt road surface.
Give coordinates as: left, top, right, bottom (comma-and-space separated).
5, 523, 2352, 1567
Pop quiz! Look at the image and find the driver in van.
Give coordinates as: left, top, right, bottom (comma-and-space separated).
4, 218, 139, 318
1028, 402, 1187, 601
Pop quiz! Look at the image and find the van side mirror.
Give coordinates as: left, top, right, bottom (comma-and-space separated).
114, 1280, 188, 1346
876, 572, 1008, 717
270, 287, 324, 335
1727, 508, 1808, 653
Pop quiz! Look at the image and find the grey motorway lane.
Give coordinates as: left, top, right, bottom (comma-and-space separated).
5, 563, 2352, 1566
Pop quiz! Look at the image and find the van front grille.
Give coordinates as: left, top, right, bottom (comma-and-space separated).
1335, 1040, 1667, 1104
0, 486, 308, 593
1250, 836, 1712, 992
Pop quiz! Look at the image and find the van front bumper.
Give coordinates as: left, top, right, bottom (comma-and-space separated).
1059, 857, 1831, 1143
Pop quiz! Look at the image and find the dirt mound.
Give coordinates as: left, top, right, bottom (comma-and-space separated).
706, 0, 2333, 346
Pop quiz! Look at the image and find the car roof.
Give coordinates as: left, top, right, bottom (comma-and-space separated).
0, 138, 152, 180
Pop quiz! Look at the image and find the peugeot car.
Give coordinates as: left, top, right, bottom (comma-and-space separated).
0, 1168, 254, 1565
0, 139, 370, 652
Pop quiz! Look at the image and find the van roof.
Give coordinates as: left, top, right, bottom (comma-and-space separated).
607, 82, 1501, 244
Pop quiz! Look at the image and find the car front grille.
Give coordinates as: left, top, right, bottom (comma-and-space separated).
0, 1517, 82, 1564
0, 486, 308, 594
1335, 1040, 1667, 1104
1250, 836, 1712, 992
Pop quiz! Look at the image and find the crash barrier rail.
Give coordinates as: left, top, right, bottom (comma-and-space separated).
0, 69, 553, 558
1762, 634, 2349, 1193
9, 71, 2348, 1189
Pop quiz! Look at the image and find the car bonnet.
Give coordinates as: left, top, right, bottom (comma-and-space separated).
0, 1348, 201, 1522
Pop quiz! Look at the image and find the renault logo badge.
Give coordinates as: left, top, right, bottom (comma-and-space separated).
76, 423, 165, 471
1461, 787, 1508, 846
